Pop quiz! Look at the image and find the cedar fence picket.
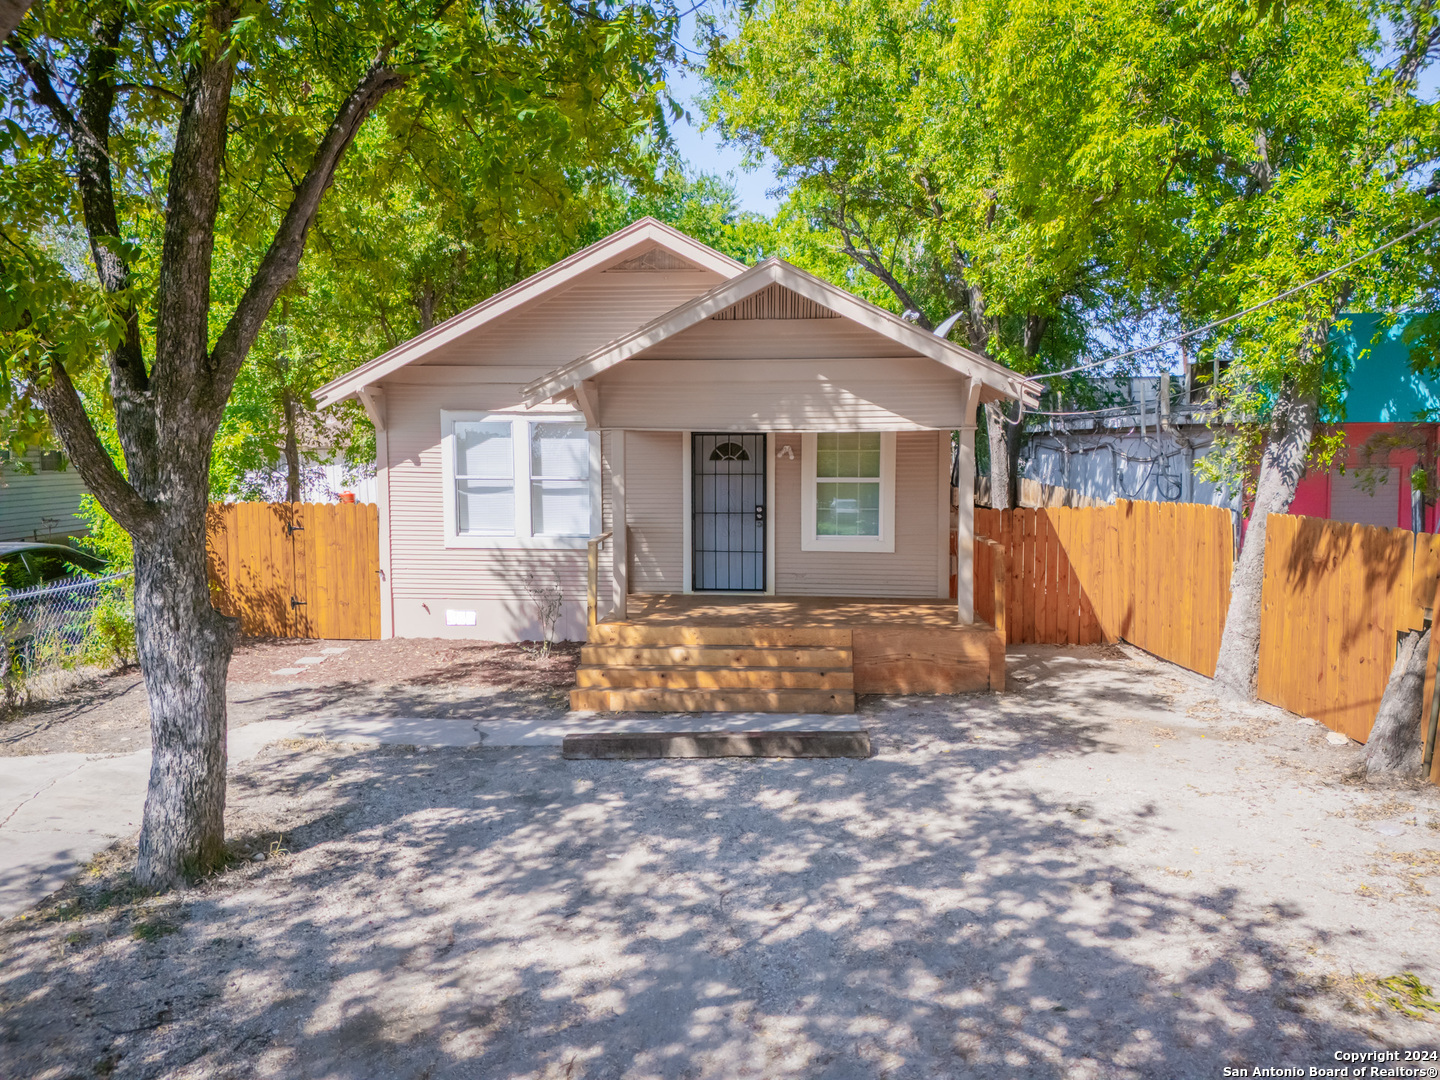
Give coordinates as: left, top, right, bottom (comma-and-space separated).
975, 500, 1233, 676
205, 501, 381, 640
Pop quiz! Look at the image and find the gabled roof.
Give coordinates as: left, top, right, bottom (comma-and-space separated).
313, 218, 747, 409
520, 258, 1042, 408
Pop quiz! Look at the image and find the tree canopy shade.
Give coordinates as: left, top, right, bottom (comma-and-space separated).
0, 0, 682, 887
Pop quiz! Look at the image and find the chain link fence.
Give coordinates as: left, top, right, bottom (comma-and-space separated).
1, 573, 135, 709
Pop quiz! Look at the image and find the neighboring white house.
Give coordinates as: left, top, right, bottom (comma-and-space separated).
315, 218, 1039, 643
0, 448, 89, 542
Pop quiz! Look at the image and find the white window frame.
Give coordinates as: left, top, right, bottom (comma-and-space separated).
800, 431, 896, 553
441, 409, 601, 549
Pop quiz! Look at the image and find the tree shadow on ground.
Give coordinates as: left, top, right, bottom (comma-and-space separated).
0, 651, 1418, 1079
0, 669, 146, 747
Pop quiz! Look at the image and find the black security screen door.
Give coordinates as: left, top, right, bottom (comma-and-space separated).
692, 433, 766, 591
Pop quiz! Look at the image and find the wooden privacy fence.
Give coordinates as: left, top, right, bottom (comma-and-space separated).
973, 501, 1440, 747
1258, 513, 1440, 743
974, 501, 1234, 677
206, 502, 381, 640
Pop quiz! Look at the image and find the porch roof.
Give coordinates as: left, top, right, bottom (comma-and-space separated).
519, 259, 1042, 410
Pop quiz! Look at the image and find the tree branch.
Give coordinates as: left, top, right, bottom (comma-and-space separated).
151, 3, 238, 407
205, 54, 408, 411
113, 81, 184, 104
10, 14, 159, 507
830, 214, 933, 329
1395, 0, 1439, 93
31, 360, 156, 534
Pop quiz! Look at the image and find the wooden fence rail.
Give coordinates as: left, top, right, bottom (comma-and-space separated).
206, 501, 381, 640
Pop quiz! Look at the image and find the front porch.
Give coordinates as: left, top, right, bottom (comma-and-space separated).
572, 593, 1004, 714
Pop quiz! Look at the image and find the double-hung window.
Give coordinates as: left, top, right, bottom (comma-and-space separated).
800, 431, 896, 552
442, 411, 599, 547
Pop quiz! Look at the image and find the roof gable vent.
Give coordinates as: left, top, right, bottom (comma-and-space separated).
607, 248, 701, 272
711, 282, 840, 320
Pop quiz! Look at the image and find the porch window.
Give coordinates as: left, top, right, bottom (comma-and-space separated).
441, 411, 599, 548
800, 431, 896, 553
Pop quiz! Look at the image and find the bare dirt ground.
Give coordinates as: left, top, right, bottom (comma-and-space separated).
4, 646, 1440, 1079
0, 638, 580, 757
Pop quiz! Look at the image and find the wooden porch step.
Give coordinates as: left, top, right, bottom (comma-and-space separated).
581, 644, 851, 668
588, 623, 852, 648
568, 687, 856, 714
575, 664, 853, 690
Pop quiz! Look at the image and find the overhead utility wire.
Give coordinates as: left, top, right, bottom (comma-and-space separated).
1030, 214, 1440, 382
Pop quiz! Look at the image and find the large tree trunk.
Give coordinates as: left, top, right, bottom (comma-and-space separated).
132, 497, 239, 888
1363, 627, 1431, 778
1212, 379, 1318, 698
985, 401, 1023, 509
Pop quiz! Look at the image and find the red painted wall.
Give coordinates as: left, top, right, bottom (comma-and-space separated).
1288, 423, 1437, 530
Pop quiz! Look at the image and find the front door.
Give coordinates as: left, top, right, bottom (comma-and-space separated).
692, 433, 766, 591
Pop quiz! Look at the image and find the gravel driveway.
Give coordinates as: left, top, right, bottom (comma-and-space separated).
3, 645, 1439, 1078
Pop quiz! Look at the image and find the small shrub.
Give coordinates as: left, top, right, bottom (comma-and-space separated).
0, 639, 28, 719
525, 572, 564, 656
81, 580, 137, 670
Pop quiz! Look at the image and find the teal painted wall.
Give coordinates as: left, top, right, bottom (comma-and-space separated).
1333, 313, 1440, 423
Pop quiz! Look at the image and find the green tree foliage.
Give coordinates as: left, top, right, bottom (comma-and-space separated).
208, 159, 756, 502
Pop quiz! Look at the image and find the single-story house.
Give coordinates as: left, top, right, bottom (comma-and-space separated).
315, 219, 1038, 711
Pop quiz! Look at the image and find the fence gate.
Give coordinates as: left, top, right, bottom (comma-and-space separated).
206, 502, 380, 639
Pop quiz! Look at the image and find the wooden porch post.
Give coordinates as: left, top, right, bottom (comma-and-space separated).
956, 381, 982, 625
610, 430, 628, 620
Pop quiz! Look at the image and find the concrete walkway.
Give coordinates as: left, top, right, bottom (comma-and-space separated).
0, 719, 299, 919
0, 710, 864, 919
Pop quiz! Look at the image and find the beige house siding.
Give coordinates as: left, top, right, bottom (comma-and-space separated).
634, 312, 925, 360
382, 381, 611, 641
0, 451, 89, 541
624, 431, 685, 594
402, 268, 725, 374
376, 257, 723, 639
774, 429, 945, 598
365, 254, 967, 637
618, 429, 947, 600
599, 357, 970, 431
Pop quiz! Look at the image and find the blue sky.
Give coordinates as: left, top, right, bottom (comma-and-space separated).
665, 15, 781, 216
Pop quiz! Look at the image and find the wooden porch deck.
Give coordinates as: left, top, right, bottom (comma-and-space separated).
570, 594, 1004, 713
621, 594, 968, 629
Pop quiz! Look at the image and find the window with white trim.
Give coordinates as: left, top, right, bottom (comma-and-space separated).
442, 411, 600, 548
800, 431, 896, 552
